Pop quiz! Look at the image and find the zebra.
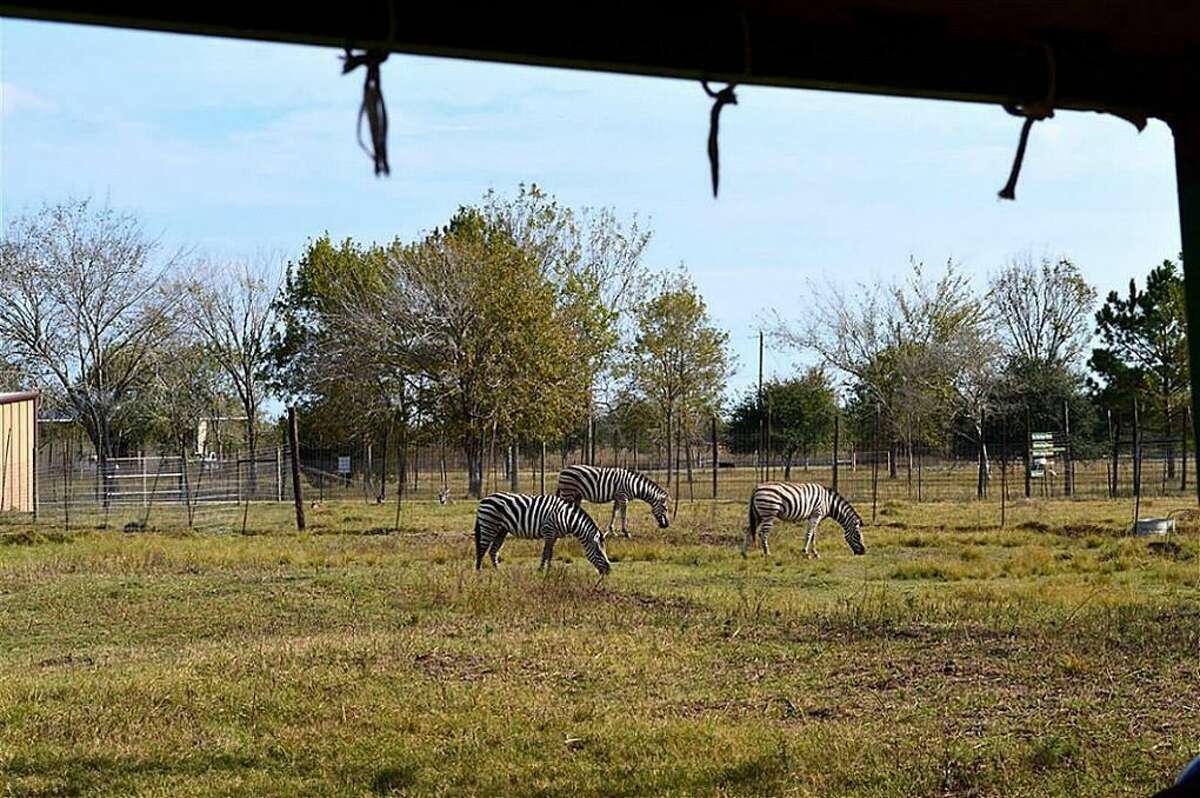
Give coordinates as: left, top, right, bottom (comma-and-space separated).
555, 465, 670, 540
745, 482, 865, 558
473, 492, 612, 575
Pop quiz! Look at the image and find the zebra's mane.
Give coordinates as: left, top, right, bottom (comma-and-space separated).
828, 489, 861, 528
631, 471, 667, 504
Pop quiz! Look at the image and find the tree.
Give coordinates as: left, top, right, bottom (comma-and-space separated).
0, 355, 25, 393
482, 184, 653, 409
319, 208, 596, 497
143, 334, 229, 452
726, 369, 838, 479
1090, 258, 1189, 474
189, 260, 280, 478
776, 258, 978, 478
937, 322, 1003, 496
621, 271, 733, 485
0, 199, 181, 477
270, 235, 395, 453
990, 255, 1096, 369
1091, 260, 1188, 420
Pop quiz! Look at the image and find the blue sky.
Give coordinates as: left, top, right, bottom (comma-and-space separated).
0, 18, 1184, 396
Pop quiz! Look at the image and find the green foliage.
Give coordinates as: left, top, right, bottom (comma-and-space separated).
726, 369, 838, 465
1089, 258, 1189, 428
621, 272, 733, 445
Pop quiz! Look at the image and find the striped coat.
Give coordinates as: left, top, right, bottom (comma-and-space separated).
474, 492, 611, 575
746, 482, 865, 558
556, 465, 670, 539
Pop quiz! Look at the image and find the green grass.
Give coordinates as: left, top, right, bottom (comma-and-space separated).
1, 496, 1198, 796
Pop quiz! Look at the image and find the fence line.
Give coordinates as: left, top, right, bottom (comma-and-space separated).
16, 428, 1193, 527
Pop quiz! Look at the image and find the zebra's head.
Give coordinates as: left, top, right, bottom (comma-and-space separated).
832, 492, 865, 555
651, 492, 670, 529
567, 503, 612, 575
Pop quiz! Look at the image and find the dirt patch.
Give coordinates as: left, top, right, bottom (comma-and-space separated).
1017, 520, 1050, 533
0, 529, 72, 546
38, 653, 96, 668
412, 651, 497, 680
1060, 523, 1109, 537
1147, 540, 1192, 560
606, 590, 705, 615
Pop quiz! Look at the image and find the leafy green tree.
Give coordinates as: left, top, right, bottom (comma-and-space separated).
726, 370, 838, 478
621, 271, 733, 484
269, 235, 395, 451
319, 207, 596, 497
1089, 259, 1189, 439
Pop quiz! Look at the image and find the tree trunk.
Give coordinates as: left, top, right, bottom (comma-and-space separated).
888, 441, 899, 479
784, 450, 793, 481
510, 442, 519, 491
466, 433, 484, 498
976, 427, 989, 499
377, 427, 390, 502
664, 408, 672, 487
245, 413, 258, 497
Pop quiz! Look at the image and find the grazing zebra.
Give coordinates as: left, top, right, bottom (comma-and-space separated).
556, 465, 670, 539
746, 482, 865, 558
474, 492, 611, 575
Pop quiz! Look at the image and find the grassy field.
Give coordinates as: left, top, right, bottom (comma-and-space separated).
1, 495, 1198, 797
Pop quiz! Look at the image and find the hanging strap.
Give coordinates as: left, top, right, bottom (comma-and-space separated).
342, 48, 391, 176
702, 81, 739, 197
998, 45, 1056, 200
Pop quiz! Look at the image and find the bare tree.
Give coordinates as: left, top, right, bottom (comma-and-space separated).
188, 259, 280, 482
935, 323, 1003, 496
989, 255, 1096, 369
774, 259, 975, 476
0, 199, 182, 484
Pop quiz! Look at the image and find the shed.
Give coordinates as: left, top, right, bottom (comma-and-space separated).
0, 390, 38, 515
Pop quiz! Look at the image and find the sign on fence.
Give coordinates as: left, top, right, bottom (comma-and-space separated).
337, 456, 351, 474
1030, 432, 1066, 478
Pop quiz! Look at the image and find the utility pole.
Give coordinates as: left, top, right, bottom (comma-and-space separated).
757, 331, 764, 481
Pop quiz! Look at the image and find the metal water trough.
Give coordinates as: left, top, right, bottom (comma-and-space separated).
1134, 517, 1175, 536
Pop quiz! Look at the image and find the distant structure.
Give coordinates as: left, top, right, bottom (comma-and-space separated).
0, 390, 38, 515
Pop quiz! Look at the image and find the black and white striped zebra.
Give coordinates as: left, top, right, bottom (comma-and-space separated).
474, 492, 611, 575
556, 465, 669, 539
746, 482, 865, 558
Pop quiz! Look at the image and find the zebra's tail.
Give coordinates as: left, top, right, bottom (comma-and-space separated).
748, 499, 759, 543
473, 517, 485, 570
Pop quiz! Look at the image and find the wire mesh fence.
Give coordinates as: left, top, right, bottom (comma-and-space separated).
6, 419, 1192, 534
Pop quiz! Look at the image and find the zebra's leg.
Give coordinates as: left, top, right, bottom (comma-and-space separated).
742, 522, 759, 557
619, 497, 630, 538
540, 533, 557, 572
606, 500, 619, 538
474, 520, 489, 570
488, 530, 509, 567
759, 520, 772, 557
803, 520, 819, 559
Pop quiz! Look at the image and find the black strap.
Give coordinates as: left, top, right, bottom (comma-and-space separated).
342, 48, 390, 176
702, 81, 739, 197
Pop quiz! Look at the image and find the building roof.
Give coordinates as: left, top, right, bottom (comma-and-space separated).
1, 2, 1196, 122
0, 390, 39, 407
